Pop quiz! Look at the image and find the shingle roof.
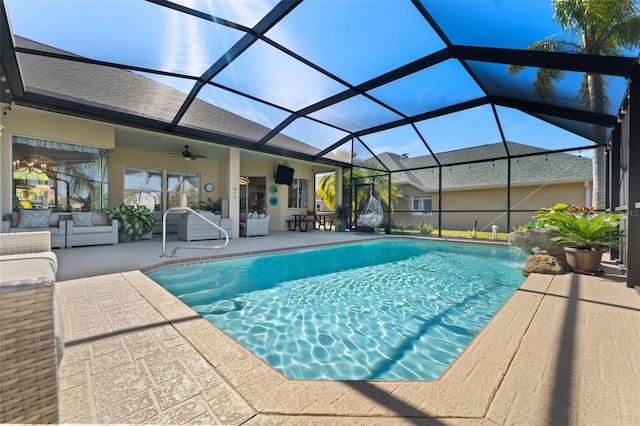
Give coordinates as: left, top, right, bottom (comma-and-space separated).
378, 142, 592, 190
15, 37, 326, 159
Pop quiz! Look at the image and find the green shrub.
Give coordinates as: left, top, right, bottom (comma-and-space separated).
418, 221, 433, 235
102, 203, 155, 243
198, 197, 222, 213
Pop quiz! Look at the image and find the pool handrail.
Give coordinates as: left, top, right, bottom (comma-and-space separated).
161, 207, 229, 257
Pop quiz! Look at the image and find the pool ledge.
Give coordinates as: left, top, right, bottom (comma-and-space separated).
56, 262, 640, 424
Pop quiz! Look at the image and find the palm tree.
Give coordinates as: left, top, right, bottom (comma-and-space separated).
508, 0, 640, 209
316, 172, 337, 211
351, 162, 402, 220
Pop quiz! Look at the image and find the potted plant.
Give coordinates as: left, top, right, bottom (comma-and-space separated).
334, 204, 350, 232
102, 203, 155, 243
198, 197, 222, 214
508, 203, 587, 261
546, 207, 624, 274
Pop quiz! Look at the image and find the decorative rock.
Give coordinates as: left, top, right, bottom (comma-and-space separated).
508, 228, 566, 262
521, 254, 566, 276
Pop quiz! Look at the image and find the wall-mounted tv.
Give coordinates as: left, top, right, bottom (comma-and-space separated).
274, 165, 294, 185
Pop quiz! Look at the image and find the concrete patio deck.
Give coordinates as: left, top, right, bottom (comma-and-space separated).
53, 232, 640, 424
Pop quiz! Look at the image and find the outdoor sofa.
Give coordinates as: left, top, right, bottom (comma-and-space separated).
2, 210, 118, 248
0, 231, 63, 423
240, 212, 270, 237
152, 211, 180, 234
65, 211, 118, 248
177, 213, 232, 241
2, 210, 67, 249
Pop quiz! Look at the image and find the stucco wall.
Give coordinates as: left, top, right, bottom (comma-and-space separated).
107, 146, 226, 209
1, 105, 326, 232
107, 144, 318, 232
1, 106, 114, 215
392, 181, 590, 232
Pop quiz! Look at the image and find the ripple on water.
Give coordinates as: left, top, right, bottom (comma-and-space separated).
149, 239, 525, 380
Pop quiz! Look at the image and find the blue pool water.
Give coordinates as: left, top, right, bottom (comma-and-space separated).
147, 239, 525, 381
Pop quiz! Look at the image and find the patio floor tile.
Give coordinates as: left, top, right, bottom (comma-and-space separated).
53, 235, 638, 424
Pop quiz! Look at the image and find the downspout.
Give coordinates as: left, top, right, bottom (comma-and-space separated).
584, 180, 591, 207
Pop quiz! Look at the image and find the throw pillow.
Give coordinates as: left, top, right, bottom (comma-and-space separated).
17, 209, 51, 228
92, 212, 108, 226
10, 212, 19, 227
72, 212, 94, 227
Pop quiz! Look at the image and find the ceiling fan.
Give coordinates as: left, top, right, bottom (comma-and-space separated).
173, 145, 207, 161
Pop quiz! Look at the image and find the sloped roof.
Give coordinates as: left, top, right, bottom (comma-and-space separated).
14, 37, 324, 160
1, 1, 636, 169
382, 142, 592, 190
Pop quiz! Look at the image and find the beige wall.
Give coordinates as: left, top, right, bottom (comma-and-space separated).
393, 181, 590, 232
2, 105, 115, 149
1, 106, 114, 214
107, 146, 227, 209
238, 160, 318, 232
1, 105, 333, 233
103, 142, 321, 233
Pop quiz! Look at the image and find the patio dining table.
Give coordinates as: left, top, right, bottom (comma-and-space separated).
288, 212, 334, 232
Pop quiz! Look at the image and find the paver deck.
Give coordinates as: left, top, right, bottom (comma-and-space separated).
54, 236, 640, 424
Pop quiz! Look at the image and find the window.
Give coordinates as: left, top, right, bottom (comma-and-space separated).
288, 177, 308, 209
124, 167, 199, 211
12, 136, 108, 212
240, 176, 266, 214
124, 168, 162, 211
412, 195, 432, 215
166, 172, 199, 209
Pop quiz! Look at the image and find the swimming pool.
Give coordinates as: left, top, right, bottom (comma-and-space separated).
147, 239, 525, 381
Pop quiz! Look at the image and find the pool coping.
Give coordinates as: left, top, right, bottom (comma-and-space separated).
120, 270, 548, 420
57, 239, 639, 424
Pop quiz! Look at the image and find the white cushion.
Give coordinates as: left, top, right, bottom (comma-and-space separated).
72, 225, 114, 234
92, 212, 109, 225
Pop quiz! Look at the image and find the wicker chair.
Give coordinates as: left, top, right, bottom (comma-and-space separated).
240, 213, 270, 237
0, 231, 62, 424
177, 213, 232, 241
2, 211, 67, 249
65, 212, 118, 248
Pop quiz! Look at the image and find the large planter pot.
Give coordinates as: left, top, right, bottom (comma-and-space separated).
563, 246, 604, 274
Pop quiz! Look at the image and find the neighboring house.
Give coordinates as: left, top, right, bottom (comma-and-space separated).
377, 142, 593, 232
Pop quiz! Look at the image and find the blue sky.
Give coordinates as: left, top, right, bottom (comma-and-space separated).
6, 0, 636, 161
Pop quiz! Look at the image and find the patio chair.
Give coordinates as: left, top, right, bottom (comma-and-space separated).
0, 231, 62, 423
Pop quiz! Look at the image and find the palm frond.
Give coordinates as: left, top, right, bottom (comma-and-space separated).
527, 39, 580, 53
547, 212, 624, 249
506, 64, 525, 76
607, 16, 640, 49
533, 68, 567, 99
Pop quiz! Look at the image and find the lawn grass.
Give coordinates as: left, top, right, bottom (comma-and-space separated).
390, 228, 508, 241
